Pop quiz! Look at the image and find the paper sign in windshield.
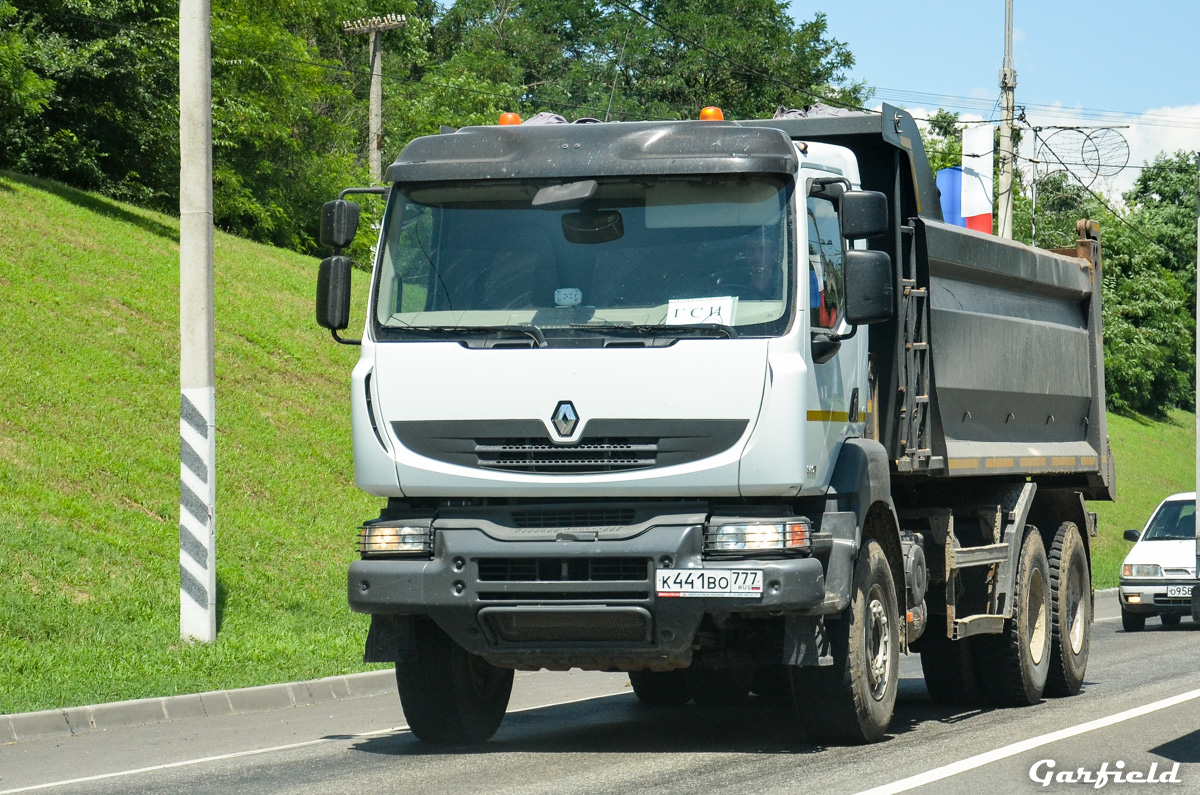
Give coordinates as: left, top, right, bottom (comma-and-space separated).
665, 296, 737, 326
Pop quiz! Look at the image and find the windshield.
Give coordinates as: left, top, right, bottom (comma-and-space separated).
372, 175, 793, 342
1143, 500, 1196, 541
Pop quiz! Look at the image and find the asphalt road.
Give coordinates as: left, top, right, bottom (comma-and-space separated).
2, 591, 1198, 794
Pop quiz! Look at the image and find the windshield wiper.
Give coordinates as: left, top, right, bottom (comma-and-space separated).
570, 322, 737, 339
394, 324, 547, 348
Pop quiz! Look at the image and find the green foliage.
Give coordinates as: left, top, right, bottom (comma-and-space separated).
403, 0, 866, 129
0, 2, 53, 128
1094, 151, 1197, 417
1024, 170, 1089, 249
210, 6, 363, 252
0, 0, 179, 206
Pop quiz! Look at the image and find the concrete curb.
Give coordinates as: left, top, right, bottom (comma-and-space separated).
2, 669, 396, 745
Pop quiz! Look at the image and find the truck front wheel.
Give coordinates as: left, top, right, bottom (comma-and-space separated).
918, 632, 982, 706
395, 619, 514, 744
790, 538, 899, 744
1045, 522, 1091, 696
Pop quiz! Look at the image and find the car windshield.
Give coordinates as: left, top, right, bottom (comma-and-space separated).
371, 175, 793, 341
1142, 500, 1196, 541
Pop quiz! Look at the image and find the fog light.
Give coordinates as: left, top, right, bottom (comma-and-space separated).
357, 523, 432, 556
1127, 594, 1142, 604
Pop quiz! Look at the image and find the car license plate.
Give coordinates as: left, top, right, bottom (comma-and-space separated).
1167, 585, 1193, 598
656, 568, 763, 597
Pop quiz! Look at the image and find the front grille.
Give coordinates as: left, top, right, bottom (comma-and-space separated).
477, 557, 649, 582
1153, 595, 1192, 606
510, 508, 636, 528
476, 438, 656, 473
392, 418, 747, 476
482, 608, 651, 643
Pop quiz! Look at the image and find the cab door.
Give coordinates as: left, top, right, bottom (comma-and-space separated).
803, 181, 867, 486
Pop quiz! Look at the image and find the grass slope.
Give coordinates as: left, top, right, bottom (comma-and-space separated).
1090, 410, 1196, 588
0, 172, 1193, 714
1, 172, 380, 715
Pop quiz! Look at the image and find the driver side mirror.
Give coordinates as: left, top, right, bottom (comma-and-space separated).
841, 190, 889, 240
320, 200, 361, 250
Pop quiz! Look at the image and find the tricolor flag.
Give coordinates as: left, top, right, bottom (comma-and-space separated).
937, 125, 995, 233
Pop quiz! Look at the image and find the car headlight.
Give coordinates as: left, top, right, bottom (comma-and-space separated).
704, 519, 810, 555
1122, 563, 1163, 578
358, 523, 432, 557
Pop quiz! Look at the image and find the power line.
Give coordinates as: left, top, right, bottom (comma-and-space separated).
869, 85, 1200, 131
1022, 146, 1183, 264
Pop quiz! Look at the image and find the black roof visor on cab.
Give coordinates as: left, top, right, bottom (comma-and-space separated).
385, 121, 799, 183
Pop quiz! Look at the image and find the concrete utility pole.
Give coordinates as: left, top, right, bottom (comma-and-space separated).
179, 0, 217, 642
998, 0, 1017, 239
343, 14, 407, 182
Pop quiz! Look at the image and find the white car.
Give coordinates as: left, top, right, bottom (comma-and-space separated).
1119, 492, 1199, 631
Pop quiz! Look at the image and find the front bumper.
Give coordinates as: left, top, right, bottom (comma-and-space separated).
1119, 579, 1197, 615
349, 524, 834, 669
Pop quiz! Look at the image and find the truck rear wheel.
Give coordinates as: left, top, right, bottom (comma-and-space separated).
750, 665, 790, 699
918, 632, 982, 706
687, 668, 752, 707
977, 528, 1051, 706
395, 619, 513, 744
790, 538, 899, 744
1045, 522, 1091, 697
628, 670, 691, 706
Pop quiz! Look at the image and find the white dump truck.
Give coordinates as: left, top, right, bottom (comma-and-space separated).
316, 104, 1114, 745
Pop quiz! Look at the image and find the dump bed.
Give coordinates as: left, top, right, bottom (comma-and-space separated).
920, 218, 1112, 499
746, 105, 1113, 500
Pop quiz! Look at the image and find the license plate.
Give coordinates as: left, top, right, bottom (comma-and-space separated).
656, 568, 763, 597
1167, 585, 1193, 598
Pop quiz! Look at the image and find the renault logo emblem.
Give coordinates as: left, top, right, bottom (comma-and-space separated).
552, 401, 579, 437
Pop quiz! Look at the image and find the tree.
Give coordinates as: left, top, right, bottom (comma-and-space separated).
1097, 151, 1197, 416
0, 0, 179, 206
922, 108, 962, 177
0, 2, 53, 134
1018, 170, 1089, 249
418, 0, 866, 126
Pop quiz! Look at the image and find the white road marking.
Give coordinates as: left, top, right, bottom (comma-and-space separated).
0, 693, 622, 793
856, 686, 1200, 795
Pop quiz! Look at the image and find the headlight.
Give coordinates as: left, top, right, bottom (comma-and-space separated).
358, 523, 432, 556
705, 519, 810, 555
1122, 563, 1163, 578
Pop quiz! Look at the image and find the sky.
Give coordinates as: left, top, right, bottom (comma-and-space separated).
787, 0, 1200, 199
